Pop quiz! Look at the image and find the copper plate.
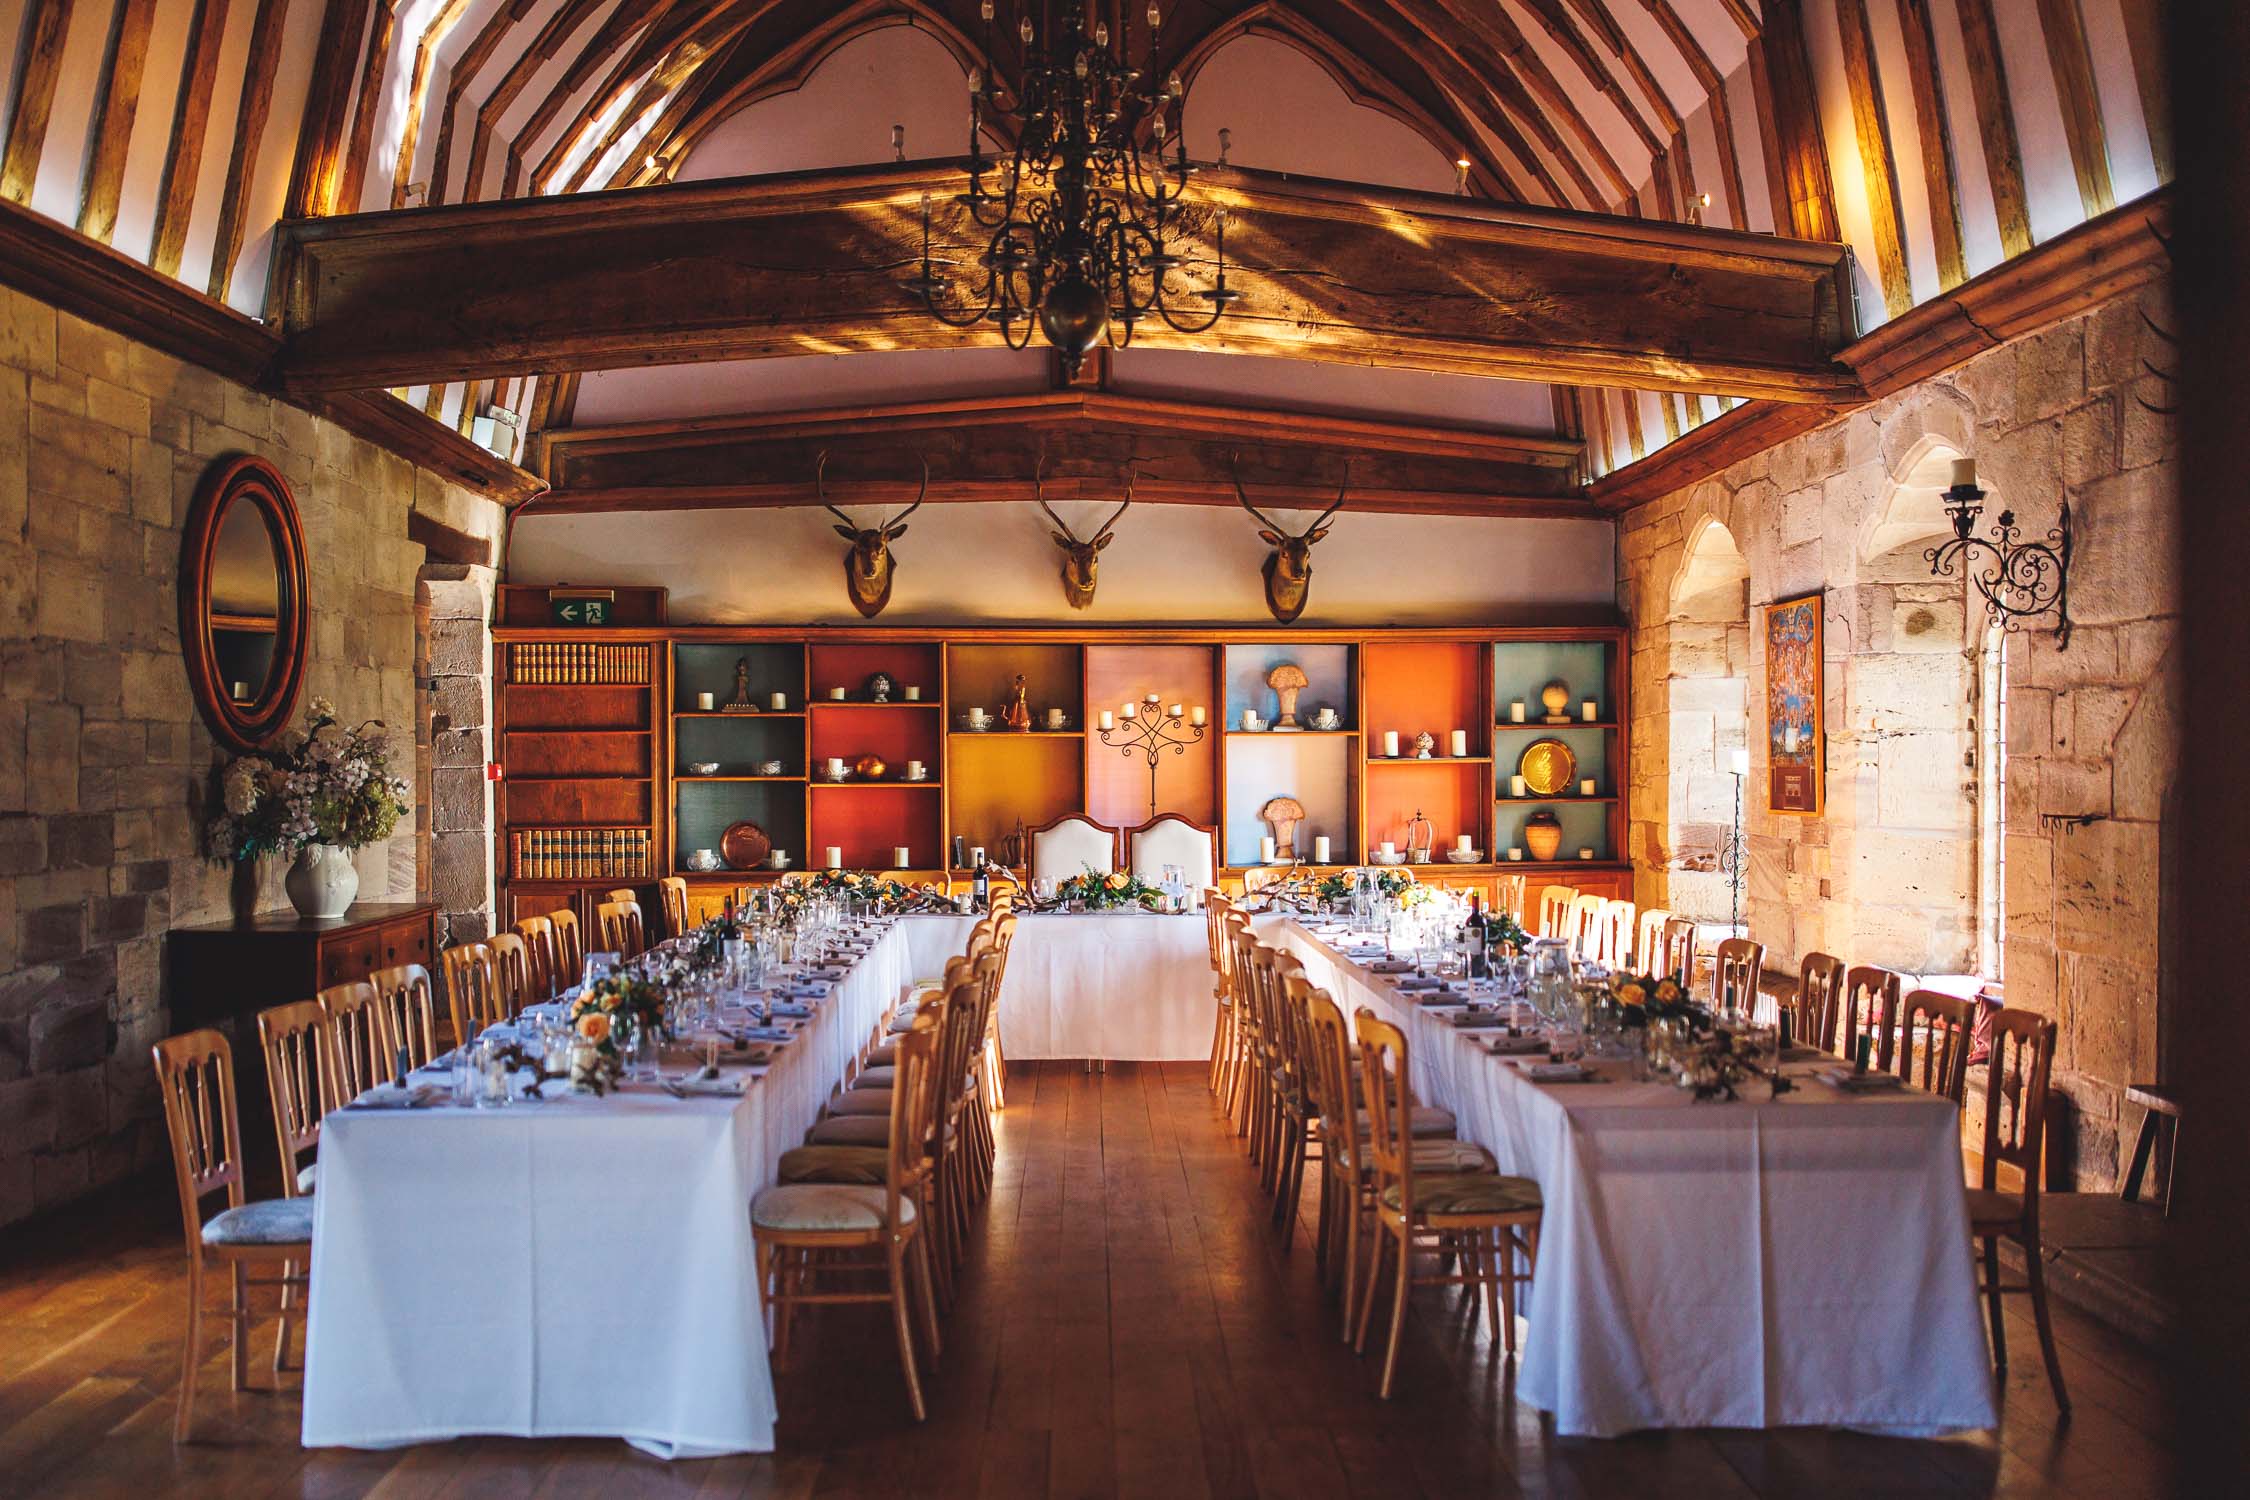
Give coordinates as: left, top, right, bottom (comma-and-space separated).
720, 820, 771, 870
1517, 738, 1577, 798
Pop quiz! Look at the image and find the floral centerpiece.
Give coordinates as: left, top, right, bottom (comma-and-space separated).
1314, 868, 1415, 905
566, 975, 667, 1093
1055, 865, 1163, 911
807, 868, 913, 908
204, 699, 411, 918
1607, 971, 1704, 1030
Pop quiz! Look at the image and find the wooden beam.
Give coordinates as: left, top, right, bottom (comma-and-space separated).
274, 161, 1858, 401
338, 0, 401, 214
205, 0, 291, 303
1954, 0, 2032, 258
153, 0, 236, 275
1835, 0, 1914, 318
387, 0, 479, 208
2, 0, 76, 205
286, 0, 373, 218
2114, 0, 2170, 181
1587, 398, 1841, 510
79, 0, 159, 242
1896, 0, 1967, 289
1755, 0, 1840, 243
2035, 0, 2116, 218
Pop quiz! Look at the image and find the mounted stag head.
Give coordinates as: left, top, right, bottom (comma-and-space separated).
1230, 453, 1350, 624
818, 450, 926, 618
1033, 452, 1134, 611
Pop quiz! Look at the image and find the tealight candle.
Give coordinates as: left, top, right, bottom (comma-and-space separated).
1099, 710, 1115, 730
1313, 834, 1331, 863
825, 757, 846, 778
1047, 707, 1066, 728
769, 691, 787, 710
1510, 774, 1527, 798
696, 691, 716, 710
1260, 835, 1277, 863
1507, 847, 1523, 861
1578, 848, 1595, 860
1449, 728, 1468, 757
903, 685, 921, 701
1580, 778, 1597, 797
1582, 700, 1598, 722
1383, 731, 1400, 757
1509, 700, 1526, 723
905, 760, 925, 780
824, 846, 843, 869
894, 846, 911, 867
1190, 706, 1206, 726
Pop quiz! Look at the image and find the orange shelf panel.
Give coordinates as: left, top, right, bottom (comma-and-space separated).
948, 735, 1085, 855
806, 785, 944, 869
1362, 759, 1484, 863
947, 643, 1082, 723
808, 642, 941, 701
1084, 644, 1218, 828
1363, 640, 1487, 759
807, 703, 942, 770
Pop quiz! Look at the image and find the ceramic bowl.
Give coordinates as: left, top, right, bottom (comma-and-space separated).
686, 761, 721, 776
1443, 848, 1485, 864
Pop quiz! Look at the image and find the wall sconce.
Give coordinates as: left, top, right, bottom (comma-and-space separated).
1925, 457, 2073, 649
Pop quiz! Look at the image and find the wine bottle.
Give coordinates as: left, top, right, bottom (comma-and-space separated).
972, 850, 990, 912
1464, 893, 1489, 980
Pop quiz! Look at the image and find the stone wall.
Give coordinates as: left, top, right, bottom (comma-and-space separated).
0, 284, 502, 1228
1618, 282, 2180, 1188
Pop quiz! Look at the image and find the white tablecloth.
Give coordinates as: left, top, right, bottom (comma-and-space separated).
301, 924, 921, 1457
900, 911, 1217, 1060
1279, 922, 1998, 1439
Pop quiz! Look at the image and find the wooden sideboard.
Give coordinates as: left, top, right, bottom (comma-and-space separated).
168, 902, 439, 1029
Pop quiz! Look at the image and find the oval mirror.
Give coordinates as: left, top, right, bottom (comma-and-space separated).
180, 456, 309, 751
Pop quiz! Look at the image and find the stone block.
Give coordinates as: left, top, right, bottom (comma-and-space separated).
2067, 463, 2178, 628
0, 1075, 57, 1152
31, 1147, 89, 1208
431, 767, 489, 834
1841, 654, 1967, 734
431, 675, 484, 730
32, 554, 107, 644
2011, 322, 2086, 425
430, 830, 491, 913
28, 991, 106, 1072
0, 287, 57, 378
44, 812, 113, 869
50, 1067, 108, 1150
1890, 597, 1965, 653
1874, 732, 1973, 831
25, 701, 79, 812
426, 616, 488, 678
2037, 757, 2113, 820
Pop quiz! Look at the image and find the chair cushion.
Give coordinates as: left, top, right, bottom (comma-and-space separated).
865, 1039, 900, 1067
778, 1144, 889, 1186
826, 1087, 892, 1116
1381, 1173, 1543, 1218
1965, 1188, 2025, 1233
1330, 1135, 1495, 1176
1356, 1105, 1459, 1139
806, 1114, 894, 1146
201, 1197, 315, 1248
295, 1161, 319, 1195
751, 1183, 913, 1233
851, 1065, 898, 1090
888, 1010, 921, 1034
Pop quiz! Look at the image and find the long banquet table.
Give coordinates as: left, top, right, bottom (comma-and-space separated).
300, 919, 922, 1456
1277, 919, 1999, 1438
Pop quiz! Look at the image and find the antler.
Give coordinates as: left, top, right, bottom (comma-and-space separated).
1032, 444, 1075, 539
883, 454, 928, 530
1308, 457, 1353, 529
1229, 451, 1287, 534
1093, 471, 1137, 543
1230, 451, 1348, 536
815, 450, 858, 529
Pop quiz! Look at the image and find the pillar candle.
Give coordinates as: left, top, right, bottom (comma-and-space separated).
1580, 778, 1597, 797
1379, 840, 1397, 857
1190, 706, 1207, 726
1456, 833, 1474, 853
1242, 708, 1260, 731
1510, 774, 1527, 798
1313, 835, 1331, 863
1951, 456, 1977, 488
1582, 700, 1598, 722
829, 686, 846, 700
1169, 703, 1184, 718
893, 846, 911, 867
1260, 835, 1277, 863
696, 691, 716, 710
970, 847, 985, 867
1507, 847, 1523, 861
1730, 748, 1750, 777
1578, 848, 1595, 860
824, 846, 843, 869
1509, 701, 1526, 723
769, 691, 787, 710
1099, 710, 1114, 730
1122, 701, 1137, 720
1449, 729, 1468, 757
903, 685, 921, 700
1383, 731, 1400, 757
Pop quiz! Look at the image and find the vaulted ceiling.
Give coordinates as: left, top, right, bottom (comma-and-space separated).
0, 0, 2171, 499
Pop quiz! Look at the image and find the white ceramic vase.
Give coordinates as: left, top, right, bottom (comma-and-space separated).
285, 843, 360, 919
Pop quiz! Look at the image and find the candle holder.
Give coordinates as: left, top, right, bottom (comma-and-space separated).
1926, 477, 2073, 648
1098, 694, 1206, 820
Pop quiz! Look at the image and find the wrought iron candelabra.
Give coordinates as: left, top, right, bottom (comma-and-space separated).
1925, 473, 2073, 649
1098, 693, 1206, 821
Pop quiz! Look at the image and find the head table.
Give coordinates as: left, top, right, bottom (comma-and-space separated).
301, 906, 1995, 1457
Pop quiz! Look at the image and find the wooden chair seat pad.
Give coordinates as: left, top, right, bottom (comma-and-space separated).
865, 1039, 900, 1066
778, 1145, 889, 1186
805, 1115, 894, 1147
201, 1197, 315, 1248
1329, 1135, 1494, 1176
1380, 1173, 1543, 1217
1965, 1187, 2026, 1233
1355, 1104, 1459, 1139
826, 1088, 893, 1116
752, 1183, 914, 1233
850, 1066, 898, 1090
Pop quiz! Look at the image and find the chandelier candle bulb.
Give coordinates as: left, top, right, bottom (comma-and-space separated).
1449, 729, 1468, 757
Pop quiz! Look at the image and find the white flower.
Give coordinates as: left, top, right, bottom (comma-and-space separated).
307, 697, 336, 723
222, 762, 259, 815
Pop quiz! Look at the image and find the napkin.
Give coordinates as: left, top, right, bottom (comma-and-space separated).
767, 1002, 813, 1018
1450, 1010, 1506, 1029
784, 982, 833, 999
347, 1084, 444, 1110
1816, 1067, 1905, 1093
1367, 959, 1415, 975
1518, 1060, 1591, 1083
1486, 1034, 1549, 1055
736, 1025, 794, 1042
667, 1073, 748, 1098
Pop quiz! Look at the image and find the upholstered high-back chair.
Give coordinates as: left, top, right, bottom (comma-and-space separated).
1028, 813, 1121, 884
1126, 813, 1216, 897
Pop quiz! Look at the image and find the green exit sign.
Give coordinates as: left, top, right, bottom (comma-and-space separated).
547, 595, 611, 626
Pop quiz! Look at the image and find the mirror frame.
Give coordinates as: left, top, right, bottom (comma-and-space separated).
179, 455, 310, 752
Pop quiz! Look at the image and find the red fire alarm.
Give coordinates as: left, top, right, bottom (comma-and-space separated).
485, 762, 504, 782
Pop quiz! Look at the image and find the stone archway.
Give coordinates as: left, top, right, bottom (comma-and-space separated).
1663, 518, 1752, 923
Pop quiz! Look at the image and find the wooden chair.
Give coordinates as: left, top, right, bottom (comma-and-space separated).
318, 979, 389, 1099
1789, 952, 1847, 1053
439, 943, 505, 1049
1263, 948, 1316, 1231
1633, 907, 1671, 974
1659, 915, 1697, 986
1565, 891, 1608, 960
605, 886, 639, 906
152, 1029, 313, 1442
595, 899, 644, 958
256, 1001, 329, 1200
1969, 1008, 2068, 1415
513, 914, 558, 1002
1204, 890, 1241, 1101
2119, 1083, 2182, 1216
488, 933, 531, 1017
1595, 898, 1636, 967
370, 963, 441, 1070
1893, 989, 1975, 1103
550, 907, 586, 986
1536, 884, 1576, 938
1491, 873, 1527, 926
658, 875, 690, 938
1842, 965, 1904, 1069
1353, 1009, 1542, 1397
1713, 937, 1766, 1020
980, 909, 1017, 1114
752, 1006, 944, 1420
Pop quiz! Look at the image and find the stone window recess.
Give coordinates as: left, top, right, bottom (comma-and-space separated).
417, 565, 497, 953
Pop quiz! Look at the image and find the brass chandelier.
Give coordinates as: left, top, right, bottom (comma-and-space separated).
907, 1, 1237, 377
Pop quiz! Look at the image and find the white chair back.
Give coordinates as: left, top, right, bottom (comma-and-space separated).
1030, 815, 1120, 883
1127, 815, 1215, 898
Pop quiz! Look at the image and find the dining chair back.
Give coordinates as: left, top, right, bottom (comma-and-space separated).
1127, 813, 1216, 895
1029, 813, 1121, 883
154, 1028, 312, 1440
1842, 965, 1905, 1069
488, 934, 530, 1017
658, 876, 690, 938
1790, 952, 1847, 1053
1713, 937, 1766, 1021
1973, 1006, 2067, 1412
513, 914, 557, 1003
371, 963, 441, 1069
1536, 884, 1576, 938
1492, 873, 1527, 926
1659, 915, 1697, 985
1204, 890, 1238, 1096
439, 943, 505, 1049
255, 1001, 328, 1193
1633, 907, 1671, 973
1566, 891, 1607, 960
1595, 899, 1636, 966
1896, 988, 1976, 1103
318, 979, 389, 1098
596, 899, 644, 958
605, 887, 638, 906
549, 907, 585, 985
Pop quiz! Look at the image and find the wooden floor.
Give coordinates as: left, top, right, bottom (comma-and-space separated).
0, 1062, 2172, 1499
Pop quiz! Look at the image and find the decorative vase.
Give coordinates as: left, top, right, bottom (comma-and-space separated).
1524, 811, 1564, 862
285, 843, 359, 919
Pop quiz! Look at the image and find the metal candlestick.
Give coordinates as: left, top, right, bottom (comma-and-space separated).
1097, 697, 1206, 821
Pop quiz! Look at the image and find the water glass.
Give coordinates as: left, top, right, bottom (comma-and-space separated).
474, 1039, 512, 1109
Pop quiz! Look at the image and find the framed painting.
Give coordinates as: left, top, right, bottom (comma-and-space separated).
1762, 591, 1824, 815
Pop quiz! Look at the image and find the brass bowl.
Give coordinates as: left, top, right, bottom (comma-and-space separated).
1517, 737, 1577, 797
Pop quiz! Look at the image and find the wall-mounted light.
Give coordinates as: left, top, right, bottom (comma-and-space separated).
1925, 456, 2074, 648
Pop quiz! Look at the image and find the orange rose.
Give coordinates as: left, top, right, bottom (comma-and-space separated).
577, 1012, 612, 1044
1106, 872, 1129, 891
1615, 982, 1647, 1008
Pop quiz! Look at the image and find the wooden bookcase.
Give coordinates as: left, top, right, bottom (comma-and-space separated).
492, 618, 1631, 927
